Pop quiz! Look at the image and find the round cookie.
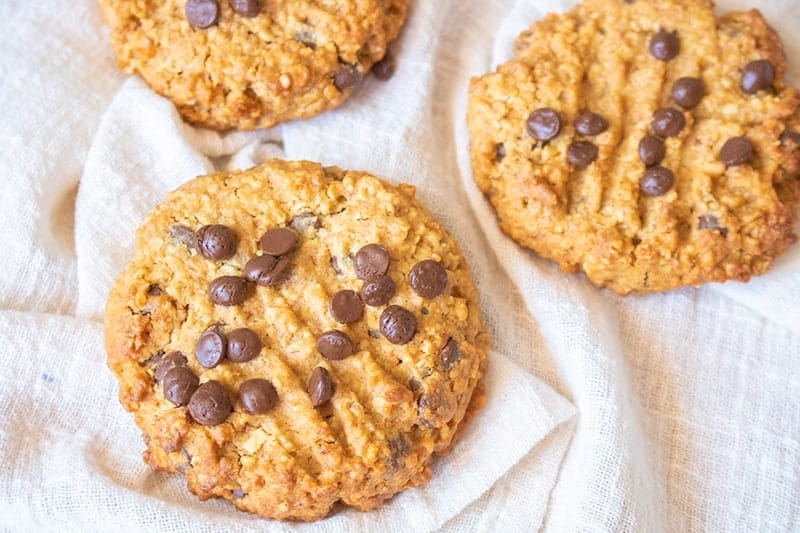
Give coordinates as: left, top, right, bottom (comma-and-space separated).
467, 0, 800, 295
99, 0, 409, 130
104, 159, 489, 521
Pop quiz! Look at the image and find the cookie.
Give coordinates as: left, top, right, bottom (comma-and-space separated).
467, 0, 800, 295
99, 0, 408, 130
104, 159, 489, 521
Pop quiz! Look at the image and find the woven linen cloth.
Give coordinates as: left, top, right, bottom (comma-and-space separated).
0, 0, 798, 531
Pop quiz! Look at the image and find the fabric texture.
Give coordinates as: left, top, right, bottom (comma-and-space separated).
0, 0, 798, 531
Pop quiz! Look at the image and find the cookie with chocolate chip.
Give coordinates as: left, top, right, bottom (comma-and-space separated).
104, 159, 489, 520
98, 0, 408, 130
467, 0, 800, 294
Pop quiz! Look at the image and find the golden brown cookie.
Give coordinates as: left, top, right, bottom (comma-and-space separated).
104, 160, 489, 521
99, 0, 408, 130
467, 0, 800, 295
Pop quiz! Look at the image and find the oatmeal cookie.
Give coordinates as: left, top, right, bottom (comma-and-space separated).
99, 0, 408, 130
467, 0, 800, 294
104, 159, 489, 520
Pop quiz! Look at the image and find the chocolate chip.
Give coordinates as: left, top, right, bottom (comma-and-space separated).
229, 0, 259, 17
196, 224, 238, 261
372, 53, 395, 81
780, 131, 800, 148
494, 143, 506, 162
380, 305, 416, 345
388, 437, 408, 469
168, 225, 197, 251
651, 108, 686, 138
440, 338, 461, 370
227, 328, 261, 363
409, 260, 448, 299
333, 64, 361, 91
329, 290, 364, 324
163, 367, 199, 407
195, 329, 227, 369
188, 380, 232, 426
741, 60, 774, 94
289, 212, 320, 232
408, 377, 421, 391
526, 108, 562, 141
354, 244, 390, 281
316, 330, 354, 360
208, 276, 251, 306
638, 135, 666, 166
147, 284, 162, 296
650, 29, 679, 61
360, 275, 396, 307
239, 379, 278, 414
671, 77, 704, 109
185, 0, 219, 29
567, 141, 598, 169
719, 136, 752, 166
639, 166, 675, 197
155, 351, 188, 382
259, 228, 296, 257
243, 255, 290, 286
573, 112, 608, 136
141, 349, 164, 368
698, 215, 728, 236
308, 367, 334, 407
231, 489, 245, 499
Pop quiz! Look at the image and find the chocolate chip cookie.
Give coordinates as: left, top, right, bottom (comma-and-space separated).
467, 0, 800, 295
104, 159, 489, 520
99, 0, 408, 130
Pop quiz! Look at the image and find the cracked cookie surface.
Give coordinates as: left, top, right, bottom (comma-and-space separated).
104, 159, 489, 521
467, 0, 800, 295
99, 0, 408, 130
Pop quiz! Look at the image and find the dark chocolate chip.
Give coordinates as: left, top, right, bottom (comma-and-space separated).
651, 108, 686, 138
329, 290, 364, 324
440, 338, 461, 370
168, 225, 197, 251
259, 228, 296, 257
188, 380, 232, 426
195, 329, 227, 369
163, 367, 199, 407
526, 108, 562, 141
196, 224, 238, 260
741, 60, 774, 94
354, 243, 390, 281
360, 275, 396, 307
638, 135, 666, 166
719, 136, 752, 166
155, 351, 188, 382
494, 143, 506, 162
147, 284, 163, 296
408, 377, 421, 391
239, 378, 278, 414
289, 212, 320, 232
671, 77, 704, 109
231, 489, 245, 499
698, 215, 728, 236
380, 305, 416, 345
639, 166, 675, 197
573, 112, 608, 136
780, 131, 800, 148
141, 349, 165, 368
372, 53, 395, 81
308, 367, 334, 407
650, 29, 679, 61
333, 64, 361, 91
229, 0, 259, 17
316, 330, 354, 360
243, 255, 290, 286
227, 328, 262, 363
409, 259, 448, 299
567, 141, 598, 169
185, 0, 219, 29
208, 276, 251, 306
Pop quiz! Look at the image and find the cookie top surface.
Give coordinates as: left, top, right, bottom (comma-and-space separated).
467, 0, 800, 295
104, 159, 489, 521
99, 0, 408, 130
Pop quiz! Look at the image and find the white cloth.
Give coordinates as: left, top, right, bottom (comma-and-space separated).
0, 0, 798, 531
